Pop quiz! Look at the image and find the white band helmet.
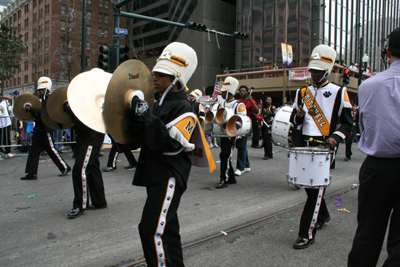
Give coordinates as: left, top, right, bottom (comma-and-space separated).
308, 45, 337, 75
220, 76, 239, 96
37, 77, 52, 93
189, 89, 202, 102
152, 42, 198, 91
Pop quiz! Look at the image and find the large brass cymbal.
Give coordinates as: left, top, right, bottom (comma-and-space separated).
46, 86, 74, 128
41, 105, 64, 130
103, 59, 154, 144
67, 68, 112, 133
13, 94, 41, 122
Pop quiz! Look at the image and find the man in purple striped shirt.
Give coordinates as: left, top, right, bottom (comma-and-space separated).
348, 27, 400, 267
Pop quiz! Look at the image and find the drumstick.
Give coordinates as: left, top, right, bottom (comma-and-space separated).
309, 137, 324, 144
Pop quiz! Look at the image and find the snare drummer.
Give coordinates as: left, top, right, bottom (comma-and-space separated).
290, 45, 353, 249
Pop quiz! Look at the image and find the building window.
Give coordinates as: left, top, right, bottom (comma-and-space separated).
104, 29, 108, 38
99, 13, 103, 23
18, 10, 21, 19
24, 61, 28, 70
33, 13, 37, 22
68, 40, 72, 48
87, 10, 91, 20
86, 57, 90, 67
104, 14, 109, 24
61, 5, 66, 15
98, 27, 102, 37
99, 0, 103, 8
24, 18, 29, 28
24, 4, 29, 14
105, 0, 109, 9
88, 0, 91, 4
61, 20, 66, 31
87, 25, 91, 35
24, 75, 28, 84
33, 0, 37, 8
18, 77, 21, 85
86, 41, 91, 50
45, 4, 49, 16
60, 36, 65, 47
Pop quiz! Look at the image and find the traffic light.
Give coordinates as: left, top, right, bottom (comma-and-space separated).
119, 45, 130, 64
98, 45, 111, 71
342, 68, 350, 85
186, 22, 207, 31
233, 31, 249, 40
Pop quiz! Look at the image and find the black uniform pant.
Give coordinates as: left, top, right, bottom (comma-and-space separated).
72, 145, 107, 209
0, 125, 12, 153
106, 141, 137, 168
345, 127, 356, 158
25, 130, 69, 175
348, 156, 400, 267
139, 178, 184, 267
261, 124, 273, 158
219, 137, 236, 183
252, 119, 261, 146
298, 187, 330, 240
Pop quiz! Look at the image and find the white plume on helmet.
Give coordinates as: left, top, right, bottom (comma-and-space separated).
189, 89, 202, 102
37, 77, 52, 93
152, 42, 198, 91
220, 76, 239, 96
308, 45, 337, 75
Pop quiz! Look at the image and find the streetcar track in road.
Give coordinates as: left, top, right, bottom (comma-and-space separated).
115, 185, 355, 267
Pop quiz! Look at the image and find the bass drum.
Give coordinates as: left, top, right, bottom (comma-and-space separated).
271, 105, 294, 147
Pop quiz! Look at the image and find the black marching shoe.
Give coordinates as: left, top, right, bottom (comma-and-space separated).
251, 144, 262, 149
101, 166, 116, 172
59, 166, 71, 177
68, 208, 83, 219
316, 217, 331, 230
263, 156, 269, 160
86, 204, 108, 210
293, 237, 315, 249
124, 164, 137, 170
216, 180, 229, 189
344, 157, 351, 161
21, 174, 38, 180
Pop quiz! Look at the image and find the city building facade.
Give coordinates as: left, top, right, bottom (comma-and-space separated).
0, 0, 114, 94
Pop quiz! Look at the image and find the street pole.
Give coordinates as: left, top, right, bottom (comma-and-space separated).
282, 0, 288, 105
111, 0, 121, 72
358, 37, 363, 86
80, 0, 87, 73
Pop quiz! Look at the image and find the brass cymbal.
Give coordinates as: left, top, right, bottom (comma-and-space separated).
13, 94, 41, 122
46, 86, 74, 128
67, 68, 112, 133
41, 105, 64, 130
103, 59, 154, 144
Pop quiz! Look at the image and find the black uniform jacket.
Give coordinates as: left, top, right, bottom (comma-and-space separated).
65, 106, 104, 148
131, 91, 195, 191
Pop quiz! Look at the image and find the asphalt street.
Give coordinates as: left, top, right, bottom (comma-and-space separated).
0, 140, 388, 267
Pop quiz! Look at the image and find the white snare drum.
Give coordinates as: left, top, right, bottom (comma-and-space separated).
271, 105, 293, 147
287, 147, 332, 188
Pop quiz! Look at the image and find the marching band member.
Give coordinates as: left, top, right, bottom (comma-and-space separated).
290, 45, 352, 249
215, 76, 247, 189
188, 88, 205, 117
127, 42, 198, 267
234, 85, 260, 176
20, 77, 71, 180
